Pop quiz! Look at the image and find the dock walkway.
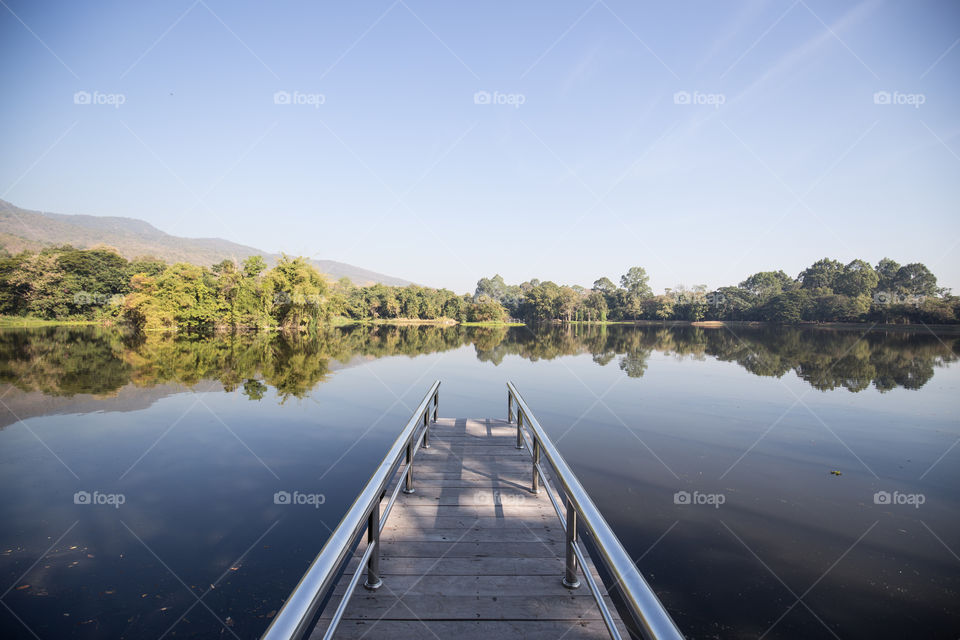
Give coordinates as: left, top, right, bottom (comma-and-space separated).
314, 417, 628, 639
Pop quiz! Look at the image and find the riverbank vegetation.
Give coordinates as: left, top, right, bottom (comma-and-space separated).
474, 258, 957, 325
0, 245, 508, 331
0, 246, 955, 331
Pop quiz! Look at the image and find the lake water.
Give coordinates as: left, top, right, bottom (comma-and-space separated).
0, 324, 957, 639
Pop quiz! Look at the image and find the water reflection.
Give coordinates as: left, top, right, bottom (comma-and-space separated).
1, 324, 956, 403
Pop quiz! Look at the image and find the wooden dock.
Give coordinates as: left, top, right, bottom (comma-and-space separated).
313, 417, 629, 639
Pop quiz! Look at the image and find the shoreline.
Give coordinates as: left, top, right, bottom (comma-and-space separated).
2, 316, 958, 334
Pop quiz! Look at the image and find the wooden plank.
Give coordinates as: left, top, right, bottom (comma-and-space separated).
371, 540, 564, 558
319, 619, 624, 640
341, 556, 603, 579
380, 527, 563, 544
382, 504, 557, 518
334, 574, 584, 596
384, 514, 556, 530
326, 594, 611, 620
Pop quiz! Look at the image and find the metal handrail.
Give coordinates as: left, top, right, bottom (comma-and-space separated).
261, 380, 440, 640
507, 382, 684, 640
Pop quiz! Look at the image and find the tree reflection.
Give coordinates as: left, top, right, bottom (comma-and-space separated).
0, 324, 955, 399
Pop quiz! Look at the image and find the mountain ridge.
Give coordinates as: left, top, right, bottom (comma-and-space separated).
0, 199, 413, 286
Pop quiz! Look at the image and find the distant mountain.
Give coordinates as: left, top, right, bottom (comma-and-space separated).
0, 199, 412, 286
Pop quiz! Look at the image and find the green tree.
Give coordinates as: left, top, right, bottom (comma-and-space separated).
799, 258, 844, 292
266, 255, 328, 329
894, 263, 937, 297
739, 270, 793, 301
835, 259, 879, 297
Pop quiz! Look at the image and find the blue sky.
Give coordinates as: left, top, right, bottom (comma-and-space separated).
1, 0, 958, 293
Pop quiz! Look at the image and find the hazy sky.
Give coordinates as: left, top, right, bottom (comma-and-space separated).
2, 0, 958, 294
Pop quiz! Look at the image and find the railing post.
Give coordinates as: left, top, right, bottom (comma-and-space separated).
433, 391, 438, 422
507, 392, 513, 423
562, 500, 580, 589
364, 500, 383, 590
532, 438, 540, 494
402, 441, 415, 494
515, 410, 524, 449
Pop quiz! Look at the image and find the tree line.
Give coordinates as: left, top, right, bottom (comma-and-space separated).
0, 246, 955, 330
0, 245, 508, 331
474, 258, 957, 324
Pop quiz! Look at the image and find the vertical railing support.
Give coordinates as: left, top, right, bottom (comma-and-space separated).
562, 501, 581, 589
532, 438, 540, 494
402, 441, 415, 494
364, 500, 383, 590
515, 410, 524, 449
507, 392, 513, 423
433, 391, 438, 422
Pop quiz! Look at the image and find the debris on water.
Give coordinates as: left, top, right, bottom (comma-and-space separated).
16, 584, 29, 591
104, 589, 115, 595
266, 610, 276, 619
141, 593, 148, 598
87, 554, 94, 558
829, 470, 842, 476
229, 565, 240, 571
225, 616, 235, 627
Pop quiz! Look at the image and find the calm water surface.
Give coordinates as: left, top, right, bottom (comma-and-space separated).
0, 325, 957, 639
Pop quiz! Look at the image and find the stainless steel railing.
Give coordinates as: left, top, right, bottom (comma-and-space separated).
507, 382, 684, 640
261, 380, 440, 640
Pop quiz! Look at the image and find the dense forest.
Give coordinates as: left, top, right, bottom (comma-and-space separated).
0, 245, 956, 330
0, 245, 507, 330
475, 259, 957, 324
